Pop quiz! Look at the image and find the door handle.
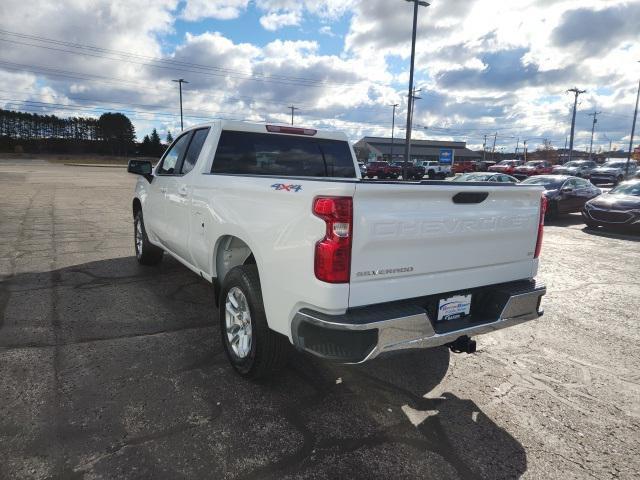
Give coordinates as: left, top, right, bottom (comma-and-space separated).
178, 185, 188, 196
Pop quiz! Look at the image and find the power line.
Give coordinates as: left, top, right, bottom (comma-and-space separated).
0, 30, 361, 88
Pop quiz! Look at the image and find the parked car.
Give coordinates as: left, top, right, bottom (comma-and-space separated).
475, 160, 497, 171
488, 159, 523, 175
358, 162, 367, 176
365, 161, 400, 179
520, 175, 601, 218
513, 161, 553, 180
590, 160, 638, 185
452, 160, 476, 174
552, 160, 597, 178
452, 172, 519, 183
127, 120, 546, 378
420, 161, 451, 179
391, 161, 425, 180
582, 179, 640, 232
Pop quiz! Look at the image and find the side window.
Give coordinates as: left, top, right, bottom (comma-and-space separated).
181, 128, 210, 175
576, 178, 591, 189
564, 178, 578, 189
157, 133, 191, 175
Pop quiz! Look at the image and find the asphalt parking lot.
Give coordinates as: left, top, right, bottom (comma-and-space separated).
1, 160, 639, 480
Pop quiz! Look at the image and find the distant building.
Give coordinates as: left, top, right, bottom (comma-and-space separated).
353, 136, 481, 163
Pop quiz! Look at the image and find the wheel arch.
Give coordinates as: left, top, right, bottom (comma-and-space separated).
212, 235, 259, 307
132, 197, 142, 218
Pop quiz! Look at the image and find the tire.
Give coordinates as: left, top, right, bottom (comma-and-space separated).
585, 220, 599, 229
545, 201, 558, 220
219, 265, 289, 379
134, 211, 163, 265
428, 170, 435, 179
615, 175, 623, 185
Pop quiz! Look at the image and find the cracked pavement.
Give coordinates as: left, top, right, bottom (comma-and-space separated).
0, 160, 639, 479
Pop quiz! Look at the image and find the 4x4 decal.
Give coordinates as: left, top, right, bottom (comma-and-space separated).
271, 183, 302, 192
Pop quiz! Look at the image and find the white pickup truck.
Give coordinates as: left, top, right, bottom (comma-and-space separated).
128, 121, 546, 378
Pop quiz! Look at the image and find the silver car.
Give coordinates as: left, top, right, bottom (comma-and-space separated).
590, 160, 638, 185
552, 160, 597, 178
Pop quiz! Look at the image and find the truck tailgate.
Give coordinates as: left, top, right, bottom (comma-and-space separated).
349, 182, 543, 307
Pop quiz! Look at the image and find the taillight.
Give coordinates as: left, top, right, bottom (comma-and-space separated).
534, 195, 547, 258
313, 196, 353, 283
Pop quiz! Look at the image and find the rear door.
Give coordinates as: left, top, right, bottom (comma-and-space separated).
349, 183, 543, 307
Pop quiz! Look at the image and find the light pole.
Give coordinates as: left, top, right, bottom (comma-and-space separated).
172, 79, 188, 131
403, 0, 430, 167
626, 62, 640, 176
390, 103, 399, 162
567, 87, 586, 162
405, 88, 422, 176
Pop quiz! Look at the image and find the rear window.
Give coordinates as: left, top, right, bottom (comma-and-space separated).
211, 130, 356, 178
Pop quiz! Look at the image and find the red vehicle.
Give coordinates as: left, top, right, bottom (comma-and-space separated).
365, 161, 400, 179
488, 159, 523, 175
452, 160, 476, 174
513, 160, 553, 179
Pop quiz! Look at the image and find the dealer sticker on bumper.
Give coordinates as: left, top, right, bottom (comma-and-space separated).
438, 294, 472, 321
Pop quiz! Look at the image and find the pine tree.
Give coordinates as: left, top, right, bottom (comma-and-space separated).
141, 135, 151, 156
166, 130, 173, 145
150, 128, 162, 156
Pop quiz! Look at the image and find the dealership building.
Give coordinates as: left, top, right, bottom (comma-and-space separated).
353, 136, 481, 163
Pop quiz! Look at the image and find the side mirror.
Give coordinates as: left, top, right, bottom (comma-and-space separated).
561, 186, 573, 193
128, 159, 153, 181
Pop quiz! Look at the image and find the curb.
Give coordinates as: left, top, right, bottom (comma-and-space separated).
64, 163, 127, 168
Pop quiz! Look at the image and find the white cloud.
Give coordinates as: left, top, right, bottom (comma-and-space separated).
180, 0, 249, 21
259, 10, 301, 31
0, 0, 638, 151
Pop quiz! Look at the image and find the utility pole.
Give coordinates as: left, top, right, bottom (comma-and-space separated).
567, 87, 586, 163
482, 134, 487, 162
603, 134, 612, 153
587, 110, 601, 159
172, 78, 189, 131
626, 66, 640, 176
491, 132, 497, 161
288, 105, 298, 125
390, 103, 399, 162
403, 0, 430, 166
523, 140, 528, 162
514, 137, 520, 158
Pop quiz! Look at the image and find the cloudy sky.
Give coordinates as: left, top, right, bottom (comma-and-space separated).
0, 0, 639, 151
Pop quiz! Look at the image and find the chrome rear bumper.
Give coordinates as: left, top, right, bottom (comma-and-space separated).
292, 280, 545, 363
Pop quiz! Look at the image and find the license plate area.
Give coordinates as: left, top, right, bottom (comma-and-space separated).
437, 294, 472, 321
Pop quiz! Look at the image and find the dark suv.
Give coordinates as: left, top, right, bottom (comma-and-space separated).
391, 162, 425, 180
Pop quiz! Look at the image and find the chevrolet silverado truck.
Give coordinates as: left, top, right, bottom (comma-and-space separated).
128, 121, 547, 378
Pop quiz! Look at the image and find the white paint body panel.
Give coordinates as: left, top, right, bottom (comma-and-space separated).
134, 120, 543, 341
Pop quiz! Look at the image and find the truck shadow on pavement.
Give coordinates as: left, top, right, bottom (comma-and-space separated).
0, 256, 526, 480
